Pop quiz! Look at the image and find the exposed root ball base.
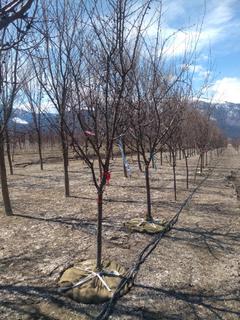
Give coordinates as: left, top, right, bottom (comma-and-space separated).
58, 259, 130, 304
124, 218, 167, 234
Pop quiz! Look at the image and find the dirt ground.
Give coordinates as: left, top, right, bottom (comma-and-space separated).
0, 146, 239, 320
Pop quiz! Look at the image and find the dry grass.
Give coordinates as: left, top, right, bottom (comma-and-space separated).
0, 146, 239, 319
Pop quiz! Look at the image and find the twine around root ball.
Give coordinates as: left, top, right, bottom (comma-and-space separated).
58, 259, 131, 304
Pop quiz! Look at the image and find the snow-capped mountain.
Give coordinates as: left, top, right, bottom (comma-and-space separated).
9, 108, 58, 132
12, 117, 29, 125
9, 102, 240, 138
197, 101, 240, 138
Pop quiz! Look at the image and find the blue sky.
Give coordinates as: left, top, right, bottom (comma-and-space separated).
151, 0, 240, 103
18, 0, 240, 111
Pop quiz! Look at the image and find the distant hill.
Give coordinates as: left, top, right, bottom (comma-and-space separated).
9, 108, 58, 133
197, 101, 240, 138
10, 102, 240, 138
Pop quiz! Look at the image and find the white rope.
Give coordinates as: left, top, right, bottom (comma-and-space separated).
59, 267, 122, 293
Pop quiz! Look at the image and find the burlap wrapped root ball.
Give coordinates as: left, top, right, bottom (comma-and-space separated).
58, 259, 131, 304
124, 217, 168, 234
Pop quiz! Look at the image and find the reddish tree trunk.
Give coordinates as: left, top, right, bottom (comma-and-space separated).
96, 189, 103, 271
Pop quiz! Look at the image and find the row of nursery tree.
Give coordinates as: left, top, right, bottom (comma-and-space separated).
0, 1, 226, 271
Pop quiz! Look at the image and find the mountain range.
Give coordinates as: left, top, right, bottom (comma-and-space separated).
10, 102, 240, 138
10, 108, 57, 133
198, 101, 240, 138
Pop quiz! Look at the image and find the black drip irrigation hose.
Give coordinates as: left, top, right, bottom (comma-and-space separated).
95, 160, 219, 320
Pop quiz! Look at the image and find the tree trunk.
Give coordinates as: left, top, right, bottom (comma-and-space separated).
137, 144, 143, 172
184, 154, 189, 189
5, 128, 13, 175
122, 139, 127, 178
160, 149, 163, 165
0, 138, 13, 216
172, 151, 177, 201
85, 139, 88, 155
11, 124, 16, 163
11, 141, 15, 163
98, 155, 103, 180
178, 149, 181, 160
145, 164, 152, 221
37, 131, 43, 171
61, 129, 70, 197
151, 155, 155, 169
96, 189, 103, 271
200, 152, 204, 173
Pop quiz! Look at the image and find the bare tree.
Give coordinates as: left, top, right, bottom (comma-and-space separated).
0, 0, 35, 30
0, 43, 21, 215
29, 0, 85, 196
179, 105, 196, 190
166, 103, 183, 201
23, 72, 44, 170
0, 0, 36, 216
67, 0, 152, 270
125, 18, 192, 221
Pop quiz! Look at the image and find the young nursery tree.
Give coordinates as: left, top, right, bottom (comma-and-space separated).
29, 0, 85, 196
0, 49, 19, 215
0, 0, 36, 216
126, 71, 178, 220
125, 23, 191, 221
68, 0, 152, 270
179, 105, 197, 190
166, 95, 184, 201
23, 72, 45, 170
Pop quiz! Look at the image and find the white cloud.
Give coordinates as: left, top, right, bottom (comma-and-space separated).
162, 0, 186, 23
187, 64, 211, 79
210, 77, 240, 103
153, 0, 239, 57
206, 0, 237, 26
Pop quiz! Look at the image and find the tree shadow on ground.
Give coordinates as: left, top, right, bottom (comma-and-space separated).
12, 173, 63, 182
14, 212, 97, 234
70, 195, 144, 204
112, 284, 240, 320
0, 283, 98, 319
186, 203, 240, 217
13, 212, 130, 249
166, 225, 240, 257
0, 252, 41, 274
69, 195, 180, 212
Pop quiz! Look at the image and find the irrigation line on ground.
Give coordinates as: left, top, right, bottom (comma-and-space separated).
95, 158, 220, 320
